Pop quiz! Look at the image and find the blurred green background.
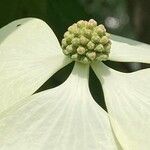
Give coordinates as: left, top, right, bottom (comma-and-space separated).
0, 0, 149, 110
0, 0, 149, 43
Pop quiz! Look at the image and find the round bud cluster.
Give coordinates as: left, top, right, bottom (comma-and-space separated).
61, 19, 111, 64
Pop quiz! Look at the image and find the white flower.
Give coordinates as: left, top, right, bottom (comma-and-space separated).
0, 18, 149, 150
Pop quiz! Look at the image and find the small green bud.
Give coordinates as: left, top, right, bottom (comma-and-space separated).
91, 35, 100, 43
63, 49, 70, 55
71, 38, 80, 47
87, 19, 97, 29
80, 36, 89, 45
66, 45, 73, 53
77, 46, 86, 55
100, 36, 109, 45
105, 32, 111, 38
71, 53, 78, 59
94, 44, 104, 52
86, 52, 96, 61
104, 43, 111, 53
68, 24, 77, 32
64, 31, 70, 38
94, 26, 104, 36
72, 28, 80, 36
97, 54, 108, 61
82, 28, 92, 38
82, 57, 90, 63
66, 34, 74, 44
98, 24, 106, 32
89, 19, 97, 26
87, 41, 95, 50
61, 39, 67, 48
77, 20, 86, 28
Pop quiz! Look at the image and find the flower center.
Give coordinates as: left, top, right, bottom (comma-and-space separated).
61, 19, 111, 64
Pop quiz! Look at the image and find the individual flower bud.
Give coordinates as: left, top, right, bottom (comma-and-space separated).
100, 36, 109, 45
91, 35, 101, 43
64, 31, 70, 38
105, 32, 111, 38
94, 44, 104, 52
72, 28, 80, 36
97, 54, 108, 61
87, 19, 97, 29
80, 36, 89, 45
98, 24, 106, 32
63, 49, 70, 55
104, 43, 111, 52
68, 24, 77, 32
66, 45, 73, 53
94, 26, 104, 36
61, 39, 67, 48
71, 54, 78, 59
71, 38, 80, 47
77, 46, 86, 55
86, 52, 96, 60
89, 19, 97, 26
82, 28, 92, 38
82, 57, 90, 63
87, 41, 95, 50
77, 20, 86, 28
66, 34, 74, 44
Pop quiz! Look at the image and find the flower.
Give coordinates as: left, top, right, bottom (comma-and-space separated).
0, 18, 149, 150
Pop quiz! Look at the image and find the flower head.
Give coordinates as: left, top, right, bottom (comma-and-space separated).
62, 19, 111, 63
0, 18, 150, 150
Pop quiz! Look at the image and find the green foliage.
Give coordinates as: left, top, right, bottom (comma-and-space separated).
0, 0, 134, 39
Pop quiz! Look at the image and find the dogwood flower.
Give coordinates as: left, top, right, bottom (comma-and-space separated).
0, 18, 149, 150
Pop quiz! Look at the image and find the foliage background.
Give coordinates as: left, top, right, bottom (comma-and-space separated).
0, 0, 149, 109
0, 0, 150, 43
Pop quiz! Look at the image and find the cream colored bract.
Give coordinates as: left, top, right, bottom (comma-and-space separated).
0, 18, 150, 150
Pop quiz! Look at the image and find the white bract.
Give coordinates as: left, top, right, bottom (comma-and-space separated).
0, 18, 150, 150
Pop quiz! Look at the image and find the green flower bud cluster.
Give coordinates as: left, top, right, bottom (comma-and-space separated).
61, 19, 111, 64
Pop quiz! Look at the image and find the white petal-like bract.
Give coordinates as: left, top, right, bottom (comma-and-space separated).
92, 62, 150, 150
0, 63, 118, 150
109, 34, 150, 63
0, 18, 71, 113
